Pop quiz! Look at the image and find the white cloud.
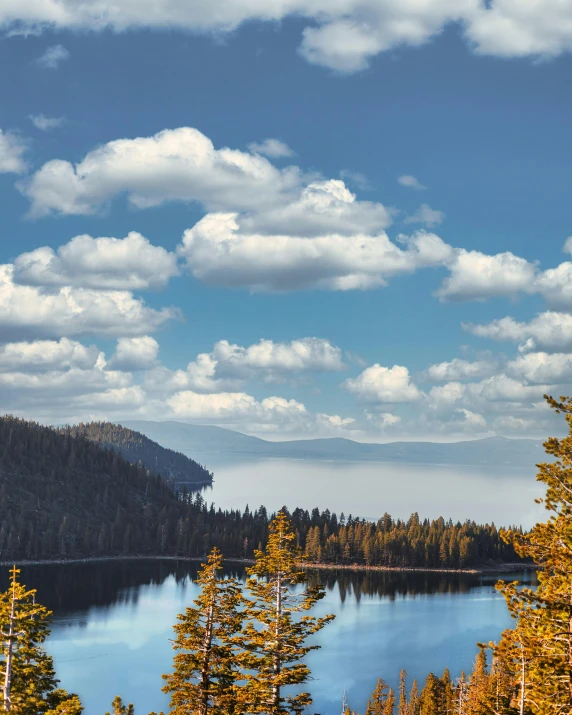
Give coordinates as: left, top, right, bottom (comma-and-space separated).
436, 249, 537, 302
0, 264, 177, 342
108, 336, 159, 371
247, 138, 293, 158
507, 352, 572, 384
365, 411, 401, 429
20, 126, 302, 218
29, 114, 66, 131
180, 213, 453, 292
13, 232, 179, 291
145, 338, 344, 393
465, 311, 572, 352
165, 390, 354, 436
239, 179, 392, 237
398, 175, 426, 190
343, 364, 423, 403
455, 408, 487, 430
0, 338, 100, 373
3, 1, 572, 74
0, 130, 27, 174
404, 203, 445, 227
425, 358, 496, 382
35, 44, 70, 69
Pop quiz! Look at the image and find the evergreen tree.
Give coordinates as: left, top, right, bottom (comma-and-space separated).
163, 548, 244, 715
398, 670, 408, 715
366, 679, 390, 715
495, 394, 572, 714
0, 566, 81, 714
105, 697, 134, 715
238, 511, 335, 714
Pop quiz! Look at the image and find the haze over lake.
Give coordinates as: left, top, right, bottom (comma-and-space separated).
200, 458, 544, 528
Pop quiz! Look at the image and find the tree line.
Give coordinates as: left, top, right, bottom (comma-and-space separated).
0, 415, 520, 569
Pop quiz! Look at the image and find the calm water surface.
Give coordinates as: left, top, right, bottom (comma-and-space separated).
4, 560, 537, 715
200, 458, 544, 528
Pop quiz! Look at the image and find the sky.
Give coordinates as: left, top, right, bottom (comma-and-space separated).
2, 1, 572, 441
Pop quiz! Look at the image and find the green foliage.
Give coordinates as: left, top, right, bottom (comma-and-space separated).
105, 696, 134, 715
163, 548, 244, 715
238, 511, 335, 714
0, 566, 81, 714
493, 394, 572, 714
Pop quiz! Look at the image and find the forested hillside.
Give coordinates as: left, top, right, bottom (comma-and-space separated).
61, 421, 212, 485
0, 416, 520, 567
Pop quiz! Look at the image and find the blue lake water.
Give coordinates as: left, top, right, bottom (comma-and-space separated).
6, 560, 536, 715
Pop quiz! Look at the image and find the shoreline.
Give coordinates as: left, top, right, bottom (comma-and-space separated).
0, 554, 537, 575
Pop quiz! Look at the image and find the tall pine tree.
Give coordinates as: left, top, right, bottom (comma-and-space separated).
0, 566, 82, 715
163, 548, 244, 715
238, 511, 335, 714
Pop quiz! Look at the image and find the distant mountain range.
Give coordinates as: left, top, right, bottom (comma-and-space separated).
121, 420, 546, 468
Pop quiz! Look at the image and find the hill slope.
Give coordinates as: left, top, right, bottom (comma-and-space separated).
122, 420, 545, 467
0, 415, 198, 561
62, 422, 212, 485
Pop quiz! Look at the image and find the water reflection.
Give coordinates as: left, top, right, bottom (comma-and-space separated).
0, 560, 537, 715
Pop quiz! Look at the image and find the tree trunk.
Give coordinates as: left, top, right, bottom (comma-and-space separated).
2, 584, 15, 712
200, 600, 215, 715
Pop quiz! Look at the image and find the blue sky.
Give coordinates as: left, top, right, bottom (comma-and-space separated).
1, 1, 572, 440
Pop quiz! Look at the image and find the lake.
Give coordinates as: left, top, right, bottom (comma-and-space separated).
199, 458, 544, 528
4, 560, 536, 715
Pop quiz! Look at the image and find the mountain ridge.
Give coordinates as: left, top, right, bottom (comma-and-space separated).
120, 420, 546, 468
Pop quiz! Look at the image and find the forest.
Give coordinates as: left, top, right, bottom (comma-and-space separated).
60, 421, 212, 486
0, 415, 519, 568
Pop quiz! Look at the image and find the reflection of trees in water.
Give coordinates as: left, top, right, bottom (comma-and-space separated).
0, 560, 246, 618
305, 569, 537, 603
0, 561, 536, 619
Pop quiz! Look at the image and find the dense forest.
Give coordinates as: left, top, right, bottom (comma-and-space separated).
0, 415, 520, 567
60, 421, 212, 486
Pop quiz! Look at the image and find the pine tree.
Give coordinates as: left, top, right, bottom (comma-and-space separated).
383, 689, 396, 715
495, 394, 572, 714
105, 697, 134, 715
398, 670, 408, 715
366, 679, 390, 715
238, 511, 335, 714
464, 649, 490, 715
409, 681, 420, 715
0, 566, 82, 714
162, 548, 244, 715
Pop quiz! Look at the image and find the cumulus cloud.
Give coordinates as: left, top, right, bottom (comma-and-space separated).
35, 44, 70, 69
398, 175, 426, 190
343, 364, 423, 403
425, 358, 497, 382
19, 127, 302, 218
404, 204, 445, 227
247, 138, 294, 158
0, 130, 28, 174
13, 232, 179, 291
180, 213, 453, 292
145, 338, 344, 393
108, 336, 159, 371
465, 311, 572, 353
436, 249, 537, 302
29, 114, 66, 131
0, 338, 100, 373
166, 390, 354, 436
2, 1, 572, 74
365, 411, 402, 429
0, 264, 177, 342
507, 352, 572, 384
